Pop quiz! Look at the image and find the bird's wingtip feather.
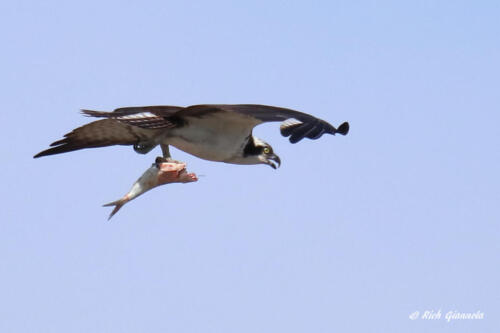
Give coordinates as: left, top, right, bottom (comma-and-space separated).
336, 122, 349, 135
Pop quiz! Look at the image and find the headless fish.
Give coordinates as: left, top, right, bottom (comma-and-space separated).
104, 161, 198, 220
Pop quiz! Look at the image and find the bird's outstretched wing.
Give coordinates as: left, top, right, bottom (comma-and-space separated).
34, 104, 349, 158
177, 104, 349, 143
33, 106, 183, 158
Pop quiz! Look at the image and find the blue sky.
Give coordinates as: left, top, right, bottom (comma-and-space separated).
1, 1, 499, 332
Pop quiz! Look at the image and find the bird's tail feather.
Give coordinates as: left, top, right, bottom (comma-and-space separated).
33, 119, 140, 158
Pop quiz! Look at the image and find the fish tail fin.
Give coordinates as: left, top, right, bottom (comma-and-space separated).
103, 199, 126, 220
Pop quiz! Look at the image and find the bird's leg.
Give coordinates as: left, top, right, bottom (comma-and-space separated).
155, 144, 183, 165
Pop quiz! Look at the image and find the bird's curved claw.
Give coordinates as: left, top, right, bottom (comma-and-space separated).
154, 156, 184, 167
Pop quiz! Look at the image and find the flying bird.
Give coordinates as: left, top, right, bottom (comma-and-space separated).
34, 104, 349, 168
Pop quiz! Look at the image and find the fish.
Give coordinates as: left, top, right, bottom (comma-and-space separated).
103, 160, 198, 220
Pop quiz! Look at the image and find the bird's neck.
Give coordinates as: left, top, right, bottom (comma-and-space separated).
242, 135, 259, 157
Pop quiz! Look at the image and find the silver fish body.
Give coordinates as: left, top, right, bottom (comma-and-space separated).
104, 162, 197, 219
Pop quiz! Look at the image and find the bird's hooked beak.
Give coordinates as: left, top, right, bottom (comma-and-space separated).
266, 153, 281, 169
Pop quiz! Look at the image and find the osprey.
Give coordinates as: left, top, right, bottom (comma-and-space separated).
34, 104, 349, 168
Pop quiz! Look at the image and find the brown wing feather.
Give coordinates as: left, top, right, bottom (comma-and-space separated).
34, 119, 155, 158
81, 106, 183, 129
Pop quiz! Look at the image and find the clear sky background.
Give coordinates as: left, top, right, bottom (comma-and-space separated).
1, 1, 499, 332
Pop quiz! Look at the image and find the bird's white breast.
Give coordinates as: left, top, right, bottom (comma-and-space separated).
164, 114, 254, 162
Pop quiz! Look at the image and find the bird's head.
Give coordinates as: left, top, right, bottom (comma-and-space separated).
240, 137, 281, 169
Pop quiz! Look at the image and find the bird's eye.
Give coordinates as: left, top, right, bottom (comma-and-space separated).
263, 147, 270, 154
